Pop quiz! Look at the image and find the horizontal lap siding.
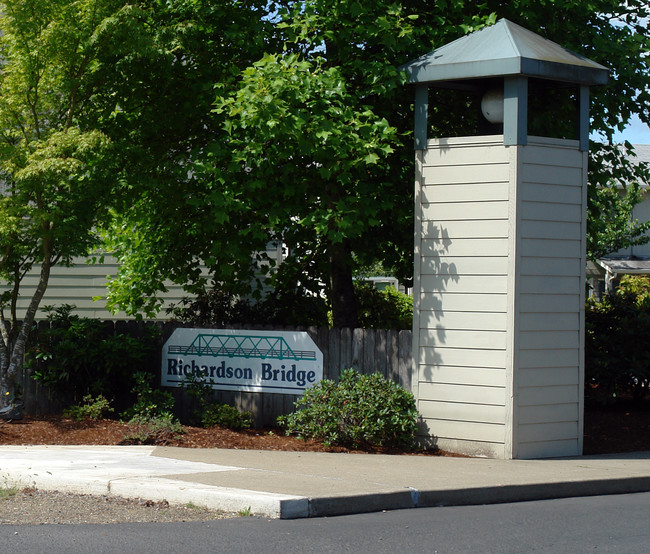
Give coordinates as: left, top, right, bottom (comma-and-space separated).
1, 256, 195, 320
416, 138, 509, 446
515, 140, 585, 457
3, 243, 281, 320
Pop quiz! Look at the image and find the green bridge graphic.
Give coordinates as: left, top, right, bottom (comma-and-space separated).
167, 334, 317, 361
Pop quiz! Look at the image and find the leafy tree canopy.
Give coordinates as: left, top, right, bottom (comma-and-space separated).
0, 0, 131, 403
87, 1, 650, 325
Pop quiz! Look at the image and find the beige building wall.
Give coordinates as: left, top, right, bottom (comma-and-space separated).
413, 135, 586, 459
1, 242, 287, 321
1, 255, 189, 320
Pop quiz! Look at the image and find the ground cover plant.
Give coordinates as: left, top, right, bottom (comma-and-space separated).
182, 372, 253, 431
63, 394, 114, 421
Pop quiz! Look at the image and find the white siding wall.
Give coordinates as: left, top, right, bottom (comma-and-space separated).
414, 135, 586, 459
514, 138, 586, 458
414, 136, 510, 458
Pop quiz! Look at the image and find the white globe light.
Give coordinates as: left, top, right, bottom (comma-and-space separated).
481, 88, 504, 124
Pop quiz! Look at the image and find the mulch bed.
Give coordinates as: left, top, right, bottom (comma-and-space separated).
1, 399, 649, 455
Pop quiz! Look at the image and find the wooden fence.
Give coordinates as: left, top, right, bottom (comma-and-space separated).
18, 323, 413, 427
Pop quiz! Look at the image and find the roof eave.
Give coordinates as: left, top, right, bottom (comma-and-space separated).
402, 56, 608, 87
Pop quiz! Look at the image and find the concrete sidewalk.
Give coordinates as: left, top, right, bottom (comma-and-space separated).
1, 445, 649, 519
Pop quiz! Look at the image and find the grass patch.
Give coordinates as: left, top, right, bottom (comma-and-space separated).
0, 479, 21, 500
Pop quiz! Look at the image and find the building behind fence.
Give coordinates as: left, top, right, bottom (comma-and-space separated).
20, 323, 412, 427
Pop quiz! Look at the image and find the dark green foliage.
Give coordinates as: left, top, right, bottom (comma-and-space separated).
617, 274, 650, 302
121, 371, 183, 444
182, 372, 252, 430
355, 282, 413, 330
170, 282, 411, 330
166, 289, 257, 327
28, 305, 160, 412
201, 403, 253, 431
168, 287, 329, 328
63, 394, 114, 420
122, 371, 175, 421
278, 368, 417, 448
586, 284, 650, 403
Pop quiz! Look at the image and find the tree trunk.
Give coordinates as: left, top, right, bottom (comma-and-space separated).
328, 239, 359, 329
0, 340, 9, 408
0, 255, 52, 407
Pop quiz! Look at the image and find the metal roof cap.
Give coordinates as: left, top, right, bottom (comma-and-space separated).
401, 19, 609, 86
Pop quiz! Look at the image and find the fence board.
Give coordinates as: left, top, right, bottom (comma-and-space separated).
376, 330, 388, 378
18, 323, 415, 426
340, 327, 353, 370
388, 329, 399, 383
399, 330, 413, 390
328, 327, 341, 378
352, 328, 364, 371
363, 330, 376, 374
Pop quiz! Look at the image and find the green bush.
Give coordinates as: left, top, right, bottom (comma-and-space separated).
168, 286, 329, 327
586, 290, 650, 403
182, 372, 253, 430
122, 413, 184, 445
119, 371, 183, 444
201, 403, 253, 430
278, 368, 417, 448
28, 305, 160, 411
122, 371, 175, 421
355, 282, 413, 330
63, 394, 114, 420
616, 274, 650, 304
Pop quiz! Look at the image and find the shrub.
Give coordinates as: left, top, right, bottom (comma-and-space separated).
167, 286, 329, 327
182, 372, 252, 430
586, 291, 650, 403
28, 305, 159, 411
166, 289, 256, 327
122, 413, 184, 445
355, 282, 413, 330
122, 371, 175, 421
201, 403, 253, 430
278, 368, 417, 448
617, 274, 650, 304
63, 394, 114, 420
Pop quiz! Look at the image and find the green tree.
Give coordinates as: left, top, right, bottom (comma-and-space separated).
0, 0, 132, 404
587, 144, 650, 260
210, 54, 399, 327
102, 1, 649, 326
0, 0, 277, 402
92, 0, 280, 317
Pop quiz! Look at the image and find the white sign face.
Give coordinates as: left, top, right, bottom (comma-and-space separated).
161, 328, 323, 395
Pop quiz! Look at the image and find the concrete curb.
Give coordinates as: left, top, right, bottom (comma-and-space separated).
3, 446, 650, 519
109, 478, 309, 519
305, 477, 650, 518
5, 470, 650, 519
0, 468, 309, 519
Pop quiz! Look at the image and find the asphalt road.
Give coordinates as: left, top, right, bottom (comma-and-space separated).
3, 492, 649, 553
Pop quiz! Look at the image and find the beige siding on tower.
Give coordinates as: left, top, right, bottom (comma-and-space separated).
514, 139, 586, 458
413, 135, 586, 459
414, 136, 510, 451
